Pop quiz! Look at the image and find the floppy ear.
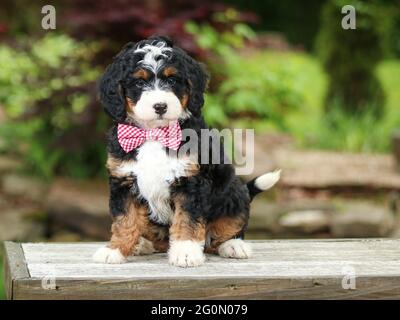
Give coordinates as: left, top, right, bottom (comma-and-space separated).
184, 55, 209, 117
98, 42, 135, 122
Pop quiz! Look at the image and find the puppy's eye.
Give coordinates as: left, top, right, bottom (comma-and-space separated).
135, 79, 147, 88
166, 77, 177, 85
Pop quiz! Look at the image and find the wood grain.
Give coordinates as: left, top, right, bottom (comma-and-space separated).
3, 242, 30, 300
5, 239, 400, 299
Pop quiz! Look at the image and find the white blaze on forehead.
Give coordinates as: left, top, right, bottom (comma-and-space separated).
134, 41, 172, 73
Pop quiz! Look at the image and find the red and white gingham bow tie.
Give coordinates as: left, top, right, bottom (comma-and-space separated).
117, 121, 182, 152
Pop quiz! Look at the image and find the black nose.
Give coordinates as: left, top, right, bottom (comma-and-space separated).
153, 103, 167, 115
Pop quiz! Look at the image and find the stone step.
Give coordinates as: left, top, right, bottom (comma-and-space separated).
1, 173, 48, 203
45, 178, 397, 240
250, 197, 396, 238
247, 135, 400, 190
0, 207, 45, 242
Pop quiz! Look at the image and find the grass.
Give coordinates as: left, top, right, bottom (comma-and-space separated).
251, 50, 400, 153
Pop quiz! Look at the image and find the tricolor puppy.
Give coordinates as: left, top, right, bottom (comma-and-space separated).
93, 36, 280, 267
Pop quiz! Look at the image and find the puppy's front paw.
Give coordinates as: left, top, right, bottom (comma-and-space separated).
218, 239, 252, 259
93, 246, 127, 264
168, 240, 205, 268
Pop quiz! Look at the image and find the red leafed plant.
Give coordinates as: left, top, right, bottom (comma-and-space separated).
62, 0, 257, 58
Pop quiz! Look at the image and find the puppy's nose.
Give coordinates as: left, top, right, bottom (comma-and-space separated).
153, 103, 167, 115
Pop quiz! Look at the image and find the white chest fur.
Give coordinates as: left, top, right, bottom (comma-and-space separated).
116, 141, 191, 224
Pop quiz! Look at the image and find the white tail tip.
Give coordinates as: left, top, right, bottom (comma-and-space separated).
254, 169, 281, 190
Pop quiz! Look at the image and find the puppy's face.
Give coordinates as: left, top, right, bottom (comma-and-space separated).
123, 43, 189, 128
99, 37, 208, 128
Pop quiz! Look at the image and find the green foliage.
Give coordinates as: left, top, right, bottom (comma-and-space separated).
303, 108, 399, 153
278, 52, 400, 153
0, 34, 106, 179
186, 19, 400, 153
186, 20, 303, 130
316, 0, 391, 118
225, 0, 327, 50
186, 11, 256, 56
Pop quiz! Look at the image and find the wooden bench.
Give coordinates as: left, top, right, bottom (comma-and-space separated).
3, 239, 400, 300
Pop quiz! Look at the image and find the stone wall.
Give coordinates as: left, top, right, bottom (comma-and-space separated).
1, 139, 400, 242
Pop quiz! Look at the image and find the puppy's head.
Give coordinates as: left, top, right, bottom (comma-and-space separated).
99, 36, 208, 128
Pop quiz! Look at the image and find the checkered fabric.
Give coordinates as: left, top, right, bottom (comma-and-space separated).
117, 121, 182, 152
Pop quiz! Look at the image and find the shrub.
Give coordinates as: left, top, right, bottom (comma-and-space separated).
0, 34, 105, 179
62, 0, 257, 59
315, 0, 390, 119
186, 20, 304, 130
284, 55, 400, 153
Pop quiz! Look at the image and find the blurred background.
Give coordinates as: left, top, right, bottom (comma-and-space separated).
1, 0, 400, 298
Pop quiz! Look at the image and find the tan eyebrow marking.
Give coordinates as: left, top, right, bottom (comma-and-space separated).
132, 68, 150, 80
162, 66, 178, 77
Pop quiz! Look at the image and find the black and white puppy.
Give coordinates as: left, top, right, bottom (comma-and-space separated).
93, 36, 280, 267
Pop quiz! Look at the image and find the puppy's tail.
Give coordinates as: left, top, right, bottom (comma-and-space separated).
246, 169, 281, 201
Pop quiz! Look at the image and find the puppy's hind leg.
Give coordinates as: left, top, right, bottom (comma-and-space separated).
206, 215, 252, 259
217, 238, 252, 259
137, 222, 170, 255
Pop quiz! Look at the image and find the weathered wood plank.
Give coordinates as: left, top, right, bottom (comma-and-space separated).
5, 239, 400, 299
2, 242, 30, 300
21, 240, 400, 279
13, 276, 400, 300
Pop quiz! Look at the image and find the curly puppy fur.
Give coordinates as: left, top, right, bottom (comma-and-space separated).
94, 36, 280, 267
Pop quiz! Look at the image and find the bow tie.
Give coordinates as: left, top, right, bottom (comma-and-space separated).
117, 121, 182, 153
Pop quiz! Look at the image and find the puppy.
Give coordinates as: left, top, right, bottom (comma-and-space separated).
93, 36, 280, 267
